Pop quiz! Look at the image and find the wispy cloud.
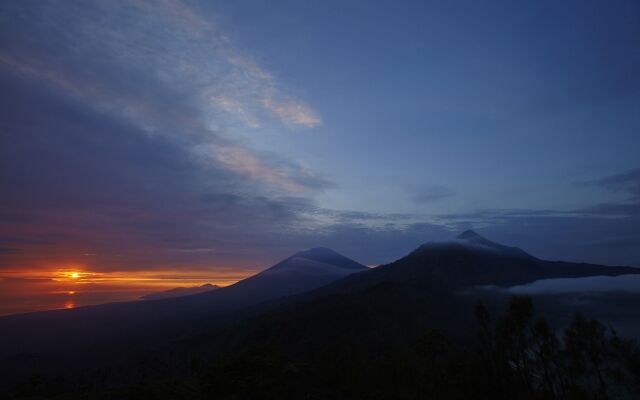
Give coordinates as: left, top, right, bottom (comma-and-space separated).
210, 145, 330, 193
263, 95, 321, 128
578, 167, 640, 217
586, 168, 640, 200
226, 52, 321, 128
0, 0, 322, 195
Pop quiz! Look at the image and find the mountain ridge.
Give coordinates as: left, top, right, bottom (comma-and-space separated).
221, 232, 640, 367
280, 231, 640, 305
0, 247, 368, 362
141, 283, 220, 301
1, 234, 639, 393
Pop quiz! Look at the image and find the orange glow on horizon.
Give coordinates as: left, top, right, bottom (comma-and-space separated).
2, 264, 259, 284
0, 266, 261, 315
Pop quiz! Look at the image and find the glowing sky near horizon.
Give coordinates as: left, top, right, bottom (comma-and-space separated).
1, 0, 639, 315
0, 269, 244, 316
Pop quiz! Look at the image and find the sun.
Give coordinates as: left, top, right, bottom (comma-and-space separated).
69, 272, 80, 279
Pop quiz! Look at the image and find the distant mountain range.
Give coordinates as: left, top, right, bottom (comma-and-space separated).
206, 246, 368, 305
377, 230, 639, 288
1, 232, 639, 393
141, 283, 220, 300
223, 231, 640, 353
0, 247, 369, 364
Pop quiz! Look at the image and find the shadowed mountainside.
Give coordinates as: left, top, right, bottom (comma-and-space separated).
278, 230, 640, 304
141, 283, 220, 301
1, 233, 640, 397
185, 231, 640, 368
0, 247, 368, 362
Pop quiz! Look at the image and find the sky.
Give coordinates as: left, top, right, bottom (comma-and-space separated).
1, 0, 639, 315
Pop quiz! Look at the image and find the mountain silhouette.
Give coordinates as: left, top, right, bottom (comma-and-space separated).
349, 231, 636, 292
0, 247, 367, 368
224, 232, 640, 364
454, 229, 534, 259
1, 235, 639, 392
156, 247, 369, 315
219, 247, 368, 301
141, 283, 220, 300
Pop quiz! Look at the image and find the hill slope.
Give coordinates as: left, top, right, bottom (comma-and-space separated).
223, 231, 640, 354
0, 248, 367, 363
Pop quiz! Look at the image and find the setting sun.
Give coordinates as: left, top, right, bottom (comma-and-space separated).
70, 272, 80, 279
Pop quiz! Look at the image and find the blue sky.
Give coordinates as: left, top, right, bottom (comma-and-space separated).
1, 0, 639, 276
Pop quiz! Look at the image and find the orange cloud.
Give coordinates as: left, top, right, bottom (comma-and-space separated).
213, 145, 311, 193
263, 96, 321, 128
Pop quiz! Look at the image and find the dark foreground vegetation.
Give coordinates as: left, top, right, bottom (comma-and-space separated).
9, 296, 640, 400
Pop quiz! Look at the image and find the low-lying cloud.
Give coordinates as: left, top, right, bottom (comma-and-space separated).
507, 274, 640, 295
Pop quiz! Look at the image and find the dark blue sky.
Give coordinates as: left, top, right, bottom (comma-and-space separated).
1, 0, 639, 276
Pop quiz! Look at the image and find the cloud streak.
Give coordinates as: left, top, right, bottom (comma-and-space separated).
588, 168, 640, 199
0, 0, 322, 192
